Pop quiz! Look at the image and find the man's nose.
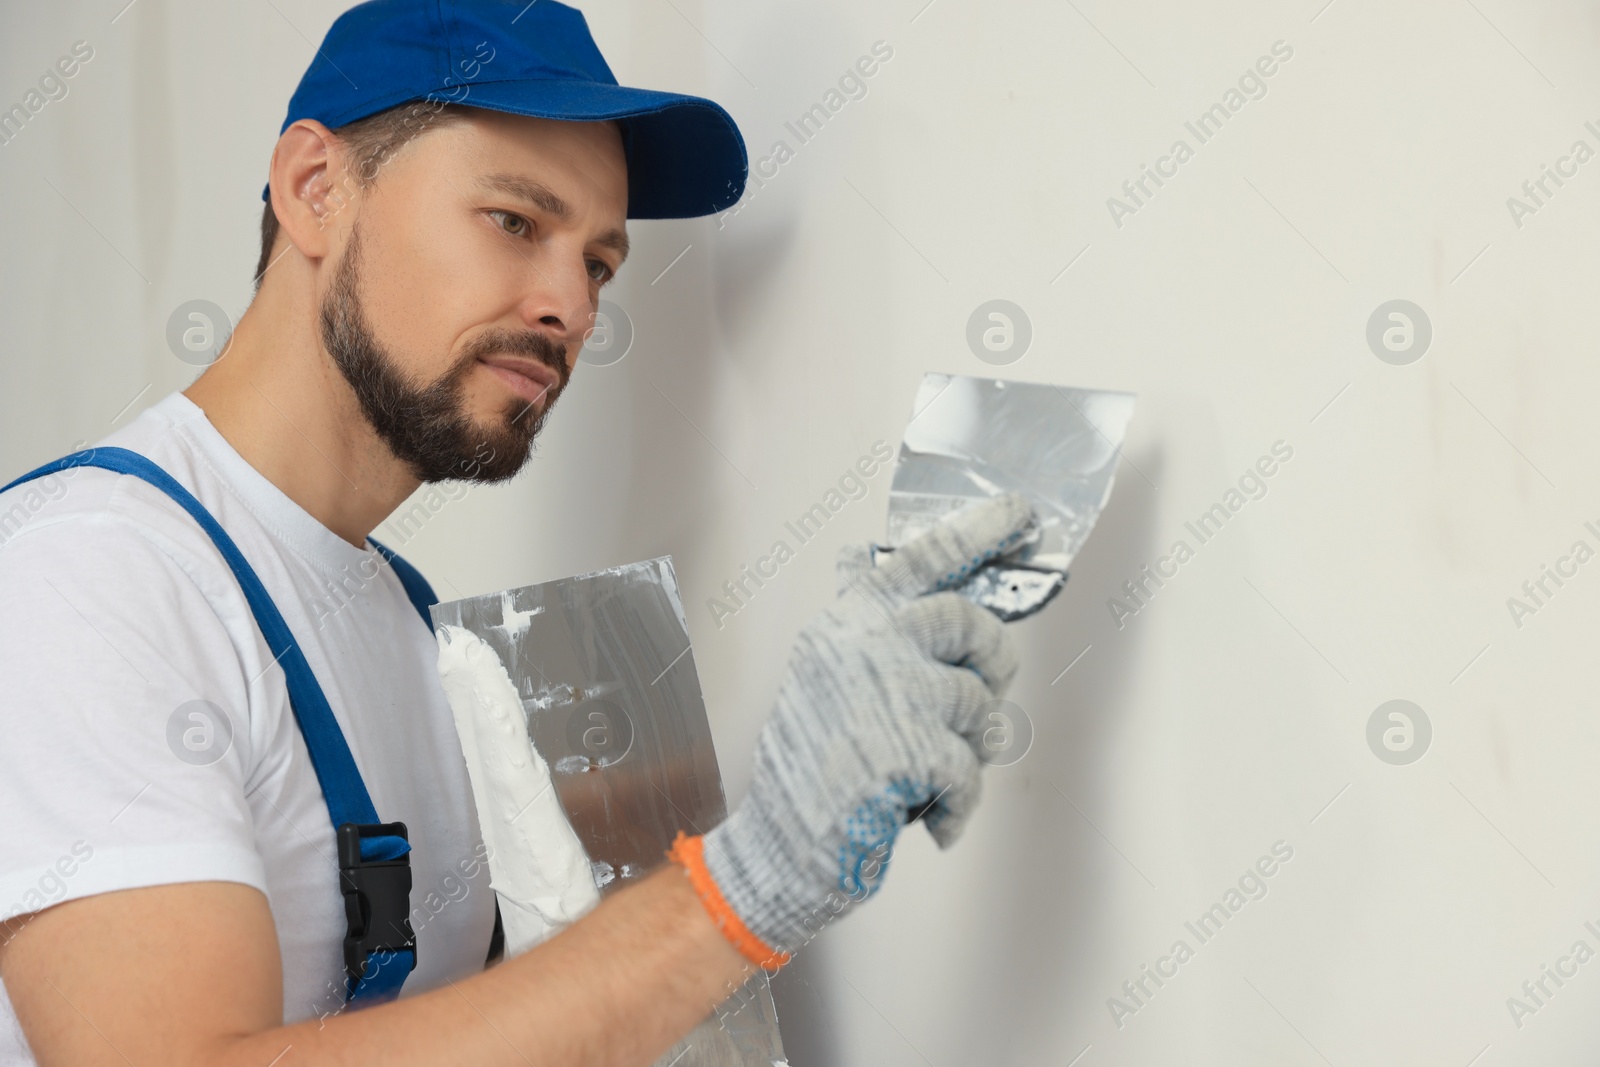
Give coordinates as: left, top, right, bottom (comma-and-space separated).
518, 258, 593, 352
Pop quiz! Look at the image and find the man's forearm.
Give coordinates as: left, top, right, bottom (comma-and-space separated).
213, 865, 752, 1067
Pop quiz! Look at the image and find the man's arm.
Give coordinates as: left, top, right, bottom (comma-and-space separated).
0, 867, 749, 1067
2, 493, 1037, 1066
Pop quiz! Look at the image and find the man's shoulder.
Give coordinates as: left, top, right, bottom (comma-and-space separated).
0, 466, 213, 570
0, 424, 263, 726
0, 490, 245, 639
0, 391, 223, 555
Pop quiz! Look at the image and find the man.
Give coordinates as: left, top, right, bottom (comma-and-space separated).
0, 1, 1033, 1063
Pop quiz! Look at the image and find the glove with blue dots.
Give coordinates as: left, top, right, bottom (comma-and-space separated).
701, 493, 1034, 960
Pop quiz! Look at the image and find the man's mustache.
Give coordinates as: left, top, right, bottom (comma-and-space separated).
460, 329, 570, 391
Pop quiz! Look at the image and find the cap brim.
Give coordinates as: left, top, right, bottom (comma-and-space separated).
460, 79, 746, 219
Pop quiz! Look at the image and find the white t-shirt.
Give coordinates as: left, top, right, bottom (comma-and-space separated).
0, 392, 496, 1063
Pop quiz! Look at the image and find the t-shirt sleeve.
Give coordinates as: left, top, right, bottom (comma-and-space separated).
0, 508, 269, 920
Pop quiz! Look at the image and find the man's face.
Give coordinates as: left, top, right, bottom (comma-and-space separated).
319, 109, 629, 483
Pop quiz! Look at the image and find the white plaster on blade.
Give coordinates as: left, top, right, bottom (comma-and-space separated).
436, 624, 599, 957
497, 590, 542, 641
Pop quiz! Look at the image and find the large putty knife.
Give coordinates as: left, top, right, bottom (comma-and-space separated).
433, 558, 787, 1067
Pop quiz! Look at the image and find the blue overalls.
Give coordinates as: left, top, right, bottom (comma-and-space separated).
2, 445, 439, 1006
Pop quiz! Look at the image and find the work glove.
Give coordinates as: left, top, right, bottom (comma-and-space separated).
669, 493, 1036, 967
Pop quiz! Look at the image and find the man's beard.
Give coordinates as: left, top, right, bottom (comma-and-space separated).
319, 223, 570, 484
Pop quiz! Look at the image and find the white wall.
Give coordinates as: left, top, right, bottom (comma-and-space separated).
7, 0, 1600, 1063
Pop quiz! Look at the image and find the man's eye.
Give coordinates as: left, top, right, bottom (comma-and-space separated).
586, 259, 613, 284
489, 210, 530, 238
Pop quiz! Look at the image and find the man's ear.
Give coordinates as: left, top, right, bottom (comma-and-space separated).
267, 118, 352, 263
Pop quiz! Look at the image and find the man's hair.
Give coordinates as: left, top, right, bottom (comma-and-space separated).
254, 101, 472, 288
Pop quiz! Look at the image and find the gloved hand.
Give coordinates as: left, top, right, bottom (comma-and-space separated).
669, 493, 1036, 968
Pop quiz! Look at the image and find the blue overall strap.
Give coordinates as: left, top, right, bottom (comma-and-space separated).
369, 538, 436, 630
0, 446, 415, 1004
372, 535, 510, 971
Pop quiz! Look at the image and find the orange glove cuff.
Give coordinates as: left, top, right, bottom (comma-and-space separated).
666, 831, 791, 972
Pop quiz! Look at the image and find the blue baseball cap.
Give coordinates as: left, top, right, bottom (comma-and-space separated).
267, 0, 747, 219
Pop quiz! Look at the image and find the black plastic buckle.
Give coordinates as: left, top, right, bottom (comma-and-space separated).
337, 822, 418, 986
